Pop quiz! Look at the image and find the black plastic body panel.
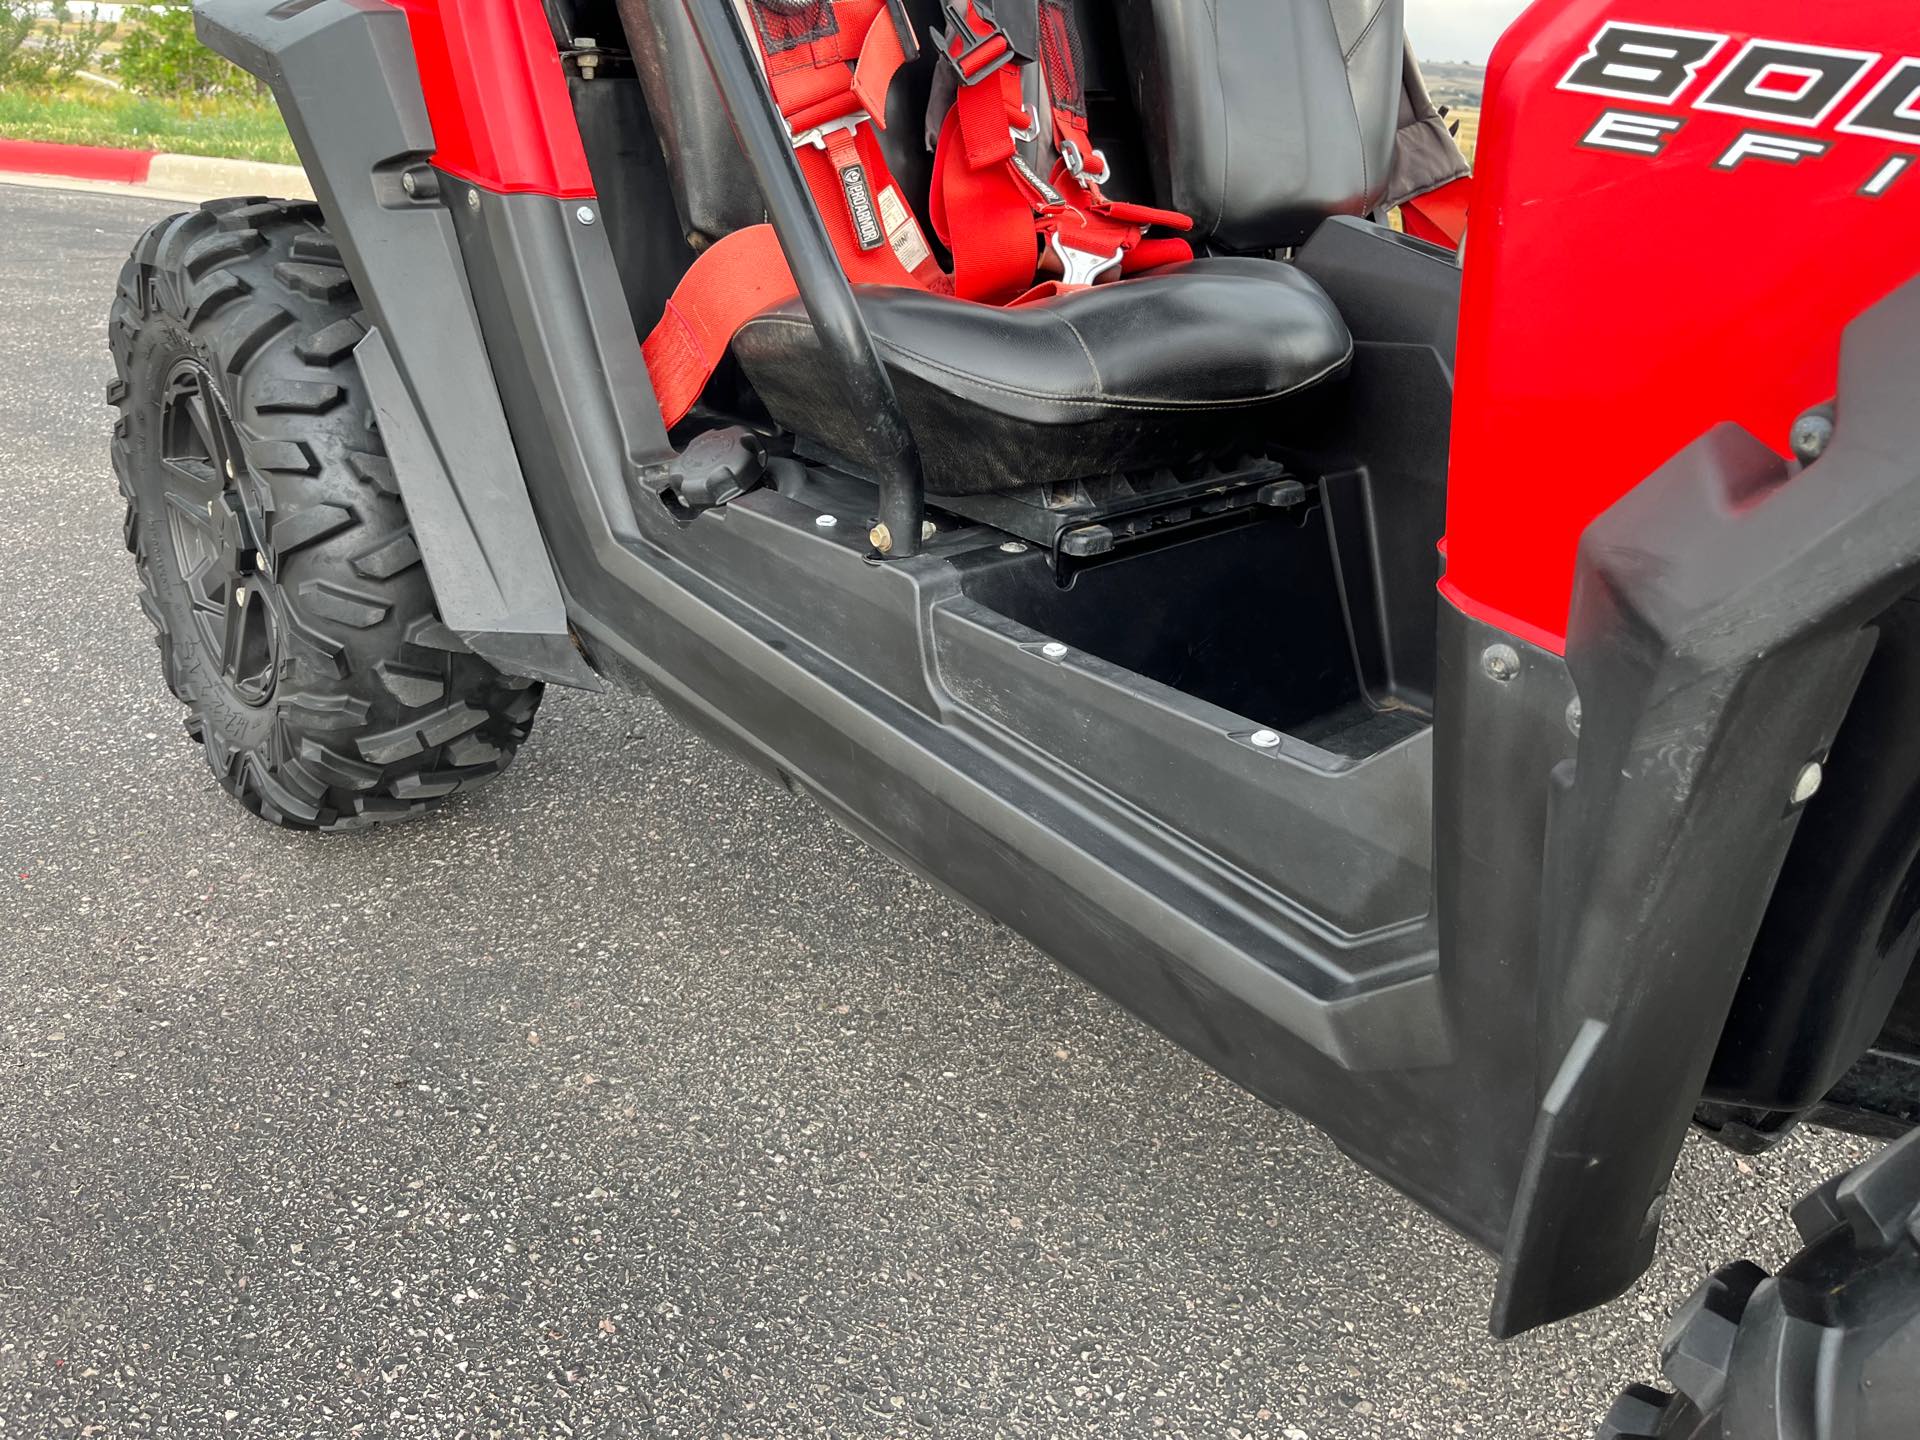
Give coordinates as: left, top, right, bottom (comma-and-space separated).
569, 72, 696, 339
1818, 977, 1920, 1139
1488, 285, 1920, 1334
194, 0, 599, 690
1707, 595, 1920, 1112
1292, 218, 1458, 712
202, 0, 1920, 1343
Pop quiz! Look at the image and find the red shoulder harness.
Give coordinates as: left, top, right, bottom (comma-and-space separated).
642, 0, 1192, 427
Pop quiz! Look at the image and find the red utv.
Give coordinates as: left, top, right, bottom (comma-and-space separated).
105, 0, 1920, 1432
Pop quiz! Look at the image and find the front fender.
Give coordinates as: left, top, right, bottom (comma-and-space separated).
194, 0, 599, 688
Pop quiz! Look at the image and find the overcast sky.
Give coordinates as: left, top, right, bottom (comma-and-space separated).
1406, 0, 1533, 63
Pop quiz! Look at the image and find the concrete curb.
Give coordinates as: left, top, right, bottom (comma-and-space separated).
0, 137, 313, 204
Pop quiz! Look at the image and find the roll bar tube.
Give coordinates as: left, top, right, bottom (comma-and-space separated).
677, 0, 928, 557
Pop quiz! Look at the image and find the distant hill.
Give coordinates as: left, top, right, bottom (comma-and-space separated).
1422, 60, 1485, 112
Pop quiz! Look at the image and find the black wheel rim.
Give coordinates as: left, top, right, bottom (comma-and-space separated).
158, 360, 279, 707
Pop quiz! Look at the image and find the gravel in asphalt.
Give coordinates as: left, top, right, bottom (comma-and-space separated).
0, 182, 1882, 1438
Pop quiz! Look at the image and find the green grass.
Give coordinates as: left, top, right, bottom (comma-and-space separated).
0, 87, 297, 165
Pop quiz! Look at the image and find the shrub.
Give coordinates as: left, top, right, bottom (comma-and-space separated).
0, 2, 115, 90
114, 1, 259, 97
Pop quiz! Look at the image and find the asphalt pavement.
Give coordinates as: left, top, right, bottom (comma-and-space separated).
0, 181, 1880, 1439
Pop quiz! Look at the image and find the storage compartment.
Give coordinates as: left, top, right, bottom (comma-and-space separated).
958, 497, 1427, 760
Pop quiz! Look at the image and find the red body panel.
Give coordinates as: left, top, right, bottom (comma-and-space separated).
1444, 0, 1920, 653
387, 0, 595, 198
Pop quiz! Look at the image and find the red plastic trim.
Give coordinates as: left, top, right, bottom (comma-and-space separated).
0, 138, 156, 184
386, 0, 595, 198
1445, 0, 1920, 653
1400, 175, 1470, 249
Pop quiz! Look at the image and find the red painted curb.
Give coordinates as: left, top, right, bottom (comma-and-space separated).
0, 137, 158, 184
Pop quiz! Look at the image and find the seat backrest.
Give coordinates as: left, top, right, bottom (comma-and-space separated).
615, 0, 942, 246
1113, 0, 1406, 252
616, 0, 1402, 254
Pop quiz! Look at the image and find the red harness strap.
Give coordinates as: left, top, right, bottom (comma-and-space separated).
645, 0, 943, 426
642, 0, 1191, 425
928, 0, 1190, 303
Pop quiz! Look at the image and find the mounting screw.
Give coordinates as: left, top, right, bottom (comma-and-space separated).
402, 170, 415, 196
1790, 407, 1835, 465
998, 540, 1028, 554
1250, 729, 1281, 749
1566, 697, 1582, 736
575, 205, 597, 225
1041, 642, 1068, 659
234, 584, 248, 607
466, 188, 480, 212
1482, 643, 1521, 683
1792, 761, 1824, 805
920, 520, 938, 543
254, 550, 267, 574
869, 523, 893, 554
814, 514, 837, 529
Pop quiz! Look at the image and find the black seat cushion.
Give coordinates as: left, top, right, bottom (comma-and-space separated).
731, 257, 1353, 495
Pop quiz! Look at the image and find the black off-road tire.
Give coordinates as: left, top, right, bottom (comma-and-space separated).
1600, 1127, 1920, 1439
107, 197, 542, 831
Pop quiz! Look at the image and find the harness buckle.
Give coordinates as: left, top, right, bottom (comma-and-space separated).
1059, 138, 1110, 187
788, 111, 870, 151
1047, 233, 1122, 286
936, 4, 1017, 84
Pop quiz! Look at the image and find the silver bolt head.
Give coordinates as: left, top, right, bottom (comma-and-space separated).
998, 541, 1028, 554
1483, 643, 1521, 682
1040, 642, 1068, 659
1792, 761, 1824, 805
466, 188, 481, 211
920, 520, 938, 542
1790, 411, 1835, 465
1566, 696, 1583, 737
1250, 729, 1282, 749
234, 584, 248, 607
575, 205, 597, 225
402, 171, 417, 196
254, 550, 267, 574
814, 514, 837, 528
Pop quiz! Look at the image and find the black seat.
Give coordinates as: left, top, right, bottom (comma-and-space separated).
733, 257, 1352, 495
614, 0, 1426, 495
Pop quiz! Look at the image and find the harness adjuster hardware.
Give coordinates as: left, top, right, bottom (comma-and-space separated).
1048, 234, 1122, 286
1059, 138, 1110, 187
936, 4, 1016, 84
789, 111, 870, 151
